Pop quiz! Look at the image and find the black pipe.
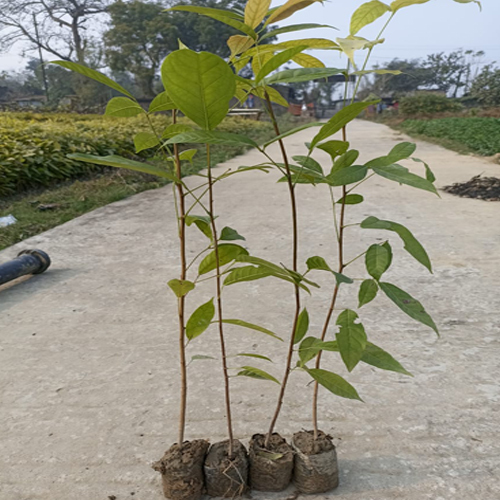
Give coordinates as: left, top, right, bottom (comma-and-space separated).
0, 250, 51, 286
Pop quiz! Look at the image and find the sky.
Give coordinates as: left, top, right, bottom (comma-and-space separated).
0, 0, 498, 73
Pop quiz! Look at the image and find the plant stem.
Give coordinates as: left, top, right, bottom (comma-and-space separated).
173, 110, 188, 445
206, 143, 234, 457
312, 126, 348, 441
264, 92, 301, 448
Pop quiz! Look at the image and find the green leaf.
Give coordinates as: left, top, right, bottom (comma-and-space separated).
361, 216, 432, 272
358, 279, 378, 307
366, 142, 417, 167
265, 0, 324, 25
306, 256, 331, 272
228, 35, 255, 57
186, 299, 215, 340
306, 368, 363, 401
50, 61, 134, 98
351, 69, 402, 76
149, 91, 175, 113
199, 244, 249, 275
66, 154, 178, 182
326, 165, 367, 186
337, 194, 364, 205
220, 227, 245, 241
293, 155, 323, 174
336, 309, 367, 372
361, 342, 412, 376
237, 353, 273, 362
299, 337, 339, 365
293, 53, 325, 68
331, 150, 360, 173
162, 124, 194, 139
221, 319, 283, 341
379, 282, 438, 334
185, 215, 212, 240
412, 157, 436, 183
256, 46, 308, 83
365, 243, 392, 280
178, 149, 197, 163
260, 23, 337, 41
237, 366, 280, 384
336, 36, 373, 68
311, 101, 378, 149
390, 0, 430, 12
166, 130, 258, 147
372, 164, 438, 195
191, 355, 216, 361
245, 0, 272, 28
264, 67, 344, 85
294, 308, 310, 344
350, 1, 391, 35
105, 97, 144, 117
274, 38, 339, 50
161, 50, 236, 130
134, 132, 160, 153
224, 265, 273, 286
263, 122, 324, 149
317, 140, 349, 160
168, 279, 195, 298
167, 6, 257, 38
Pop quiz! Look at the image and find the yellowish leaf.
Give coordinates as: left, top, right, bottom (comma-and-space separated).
245, 0, 272, 28
292, 53, 325, 68
228, 35, 255, 57
266, 0, 323, 26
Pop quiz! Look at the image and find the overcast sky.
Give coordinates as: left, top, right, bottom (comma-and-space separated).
0, 0, 497, 73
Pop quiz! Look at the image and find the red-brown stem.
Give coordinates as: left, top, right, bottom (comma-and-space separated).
264, 92, 301, 448
173, 110, 188, 445
206, 144, 234, 458
312, 126, 348, 440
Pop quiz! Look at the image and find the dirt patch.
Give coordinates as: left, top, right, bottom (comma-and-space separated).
152, 439, 209, 500
204, 439, 248, 498
248, 433, 294, 491
292, 430, 339, 494
443, 175, 500, 201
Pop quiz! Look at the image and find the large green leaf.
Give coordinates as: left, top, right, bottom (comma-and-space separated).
317, 140, 349, 160
264, 67, 344, 85
293, 308, 310, 344
134, 132, 160, 153
66, 154, 177, 182
358, 279, 378, 307
259, 23, 337, 41
331, 150, 360, 173
311, 101, 378, 148
220, 227, 245, 241
245, 0, 272, 28
379, 282, 438, 334
161, 50, 236, 130
263, 122, 323, 149
256, 46, 308, 83
326, 165, 367, 186
168, 279, 196, 298
50, 61, 134, 98
166, 130, 258, 147
293, 155, 323, 174
149, 91, 175, 113
224, 265, 273, 286
105, 97, 144, 117
372, 164, 438, 195
237, 366, 280, 384
361, 342, 412, 376
360, 216, 432, 272
390, 0, 430, 11
299, 337, 339, 365
186, 299, 215, 340
221, 319, 283, 341
365, 243, 392, 281
336, 309, 367, 372
198, 244, 249, 275
167, 6, 257, 38
265, 0, 324, 25
338, 194, 364, 205
186, 215, 212, 240
350, 1, 391, 35
306, 368, 363, 401
365, 142, 417, 167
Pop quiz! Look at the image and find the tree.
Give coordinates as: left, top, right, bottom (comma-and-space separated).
0, 0, 111, 66
470, 65, 500, 107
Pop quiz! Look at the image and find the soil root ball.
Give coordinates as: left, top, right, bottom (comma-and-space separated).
443, 175, 500, 201
204, 439, 249, 498
248, 433, 294, 491
292, 430, 339, 494
152, 439, 209, 500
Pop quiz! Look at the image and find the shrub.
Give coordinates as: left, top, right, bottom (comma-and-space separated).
400, 94, 463, 116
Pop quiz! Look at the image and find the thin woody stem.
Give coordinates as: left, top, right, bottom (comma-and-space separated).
264, 92, 301, 448
206, 143, 234, 457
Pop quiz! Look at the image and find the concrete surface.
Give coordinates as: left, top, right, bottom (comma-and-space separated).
1, 120, 499, 500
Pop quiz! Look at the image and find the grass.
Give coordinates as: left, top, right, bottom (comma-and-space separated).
0, 114, 308, 251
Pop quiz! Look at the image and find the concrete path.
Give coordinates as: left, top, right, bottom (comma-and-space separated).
1, 120, 499, 500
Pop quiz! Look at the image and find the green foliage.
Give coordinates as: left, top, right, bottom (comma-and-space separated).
470, 65, 500, 107
336, 309, 367, 372
186, 299, 216, 340
399, 94, 463, 116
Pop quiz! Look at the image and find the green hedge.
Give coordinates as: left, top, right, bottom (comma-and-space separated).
400, 94, 463, 116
